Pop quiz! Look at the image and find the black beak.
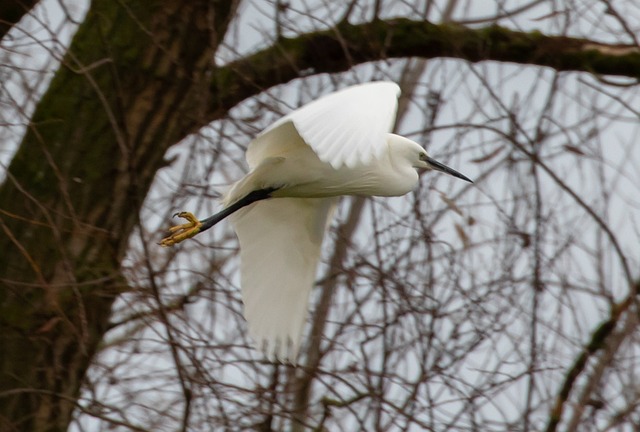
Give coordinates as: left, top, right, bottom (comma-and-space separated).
424, 156, 473, 183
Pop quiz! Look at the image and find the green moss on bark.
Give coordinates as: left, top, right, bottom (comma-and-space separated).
0, 1, 231, 429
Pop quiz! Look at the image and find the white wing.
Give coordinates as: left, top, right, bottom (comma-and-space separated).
230, 197, 337, 362
252, 81, 400, 169
245, 119, 306, 170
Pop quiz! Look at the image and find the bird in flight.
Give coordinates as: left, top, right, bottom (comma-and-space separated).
160, 81, 472, 362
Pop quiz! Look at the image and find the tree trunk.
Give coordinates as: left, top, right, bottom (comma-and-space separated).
0, 1, 237, 430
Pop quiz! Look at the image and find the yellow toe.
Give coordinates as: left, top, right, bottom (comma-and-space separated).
159, 212, 203, 247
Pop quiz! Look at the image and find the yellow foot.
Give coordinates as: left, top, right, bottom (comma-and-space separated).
159, 212, 203, 247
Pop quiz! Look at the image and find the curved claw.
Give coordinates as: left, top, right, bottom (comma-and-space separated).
159, 212, 203, 247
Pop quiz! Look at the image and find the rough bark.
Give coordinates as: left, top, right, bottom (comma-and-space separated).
0, 1, 237, 430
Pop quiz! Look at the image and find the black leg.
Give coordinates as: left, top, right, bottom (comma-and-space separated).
199, 187, 278, 233
160, 187, 278, 246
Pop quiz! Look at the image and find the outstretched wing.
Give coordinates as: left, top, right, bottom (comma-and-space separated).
230, 197, 337, 362
250, 81, 400, 169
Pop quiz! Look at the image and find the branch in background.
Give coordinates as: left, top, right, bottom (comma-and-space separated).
210, 19, 640, 120
545, 281, 640, 432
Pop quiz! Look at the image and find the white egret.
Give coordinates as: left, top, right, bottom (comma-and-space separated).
161, 81, 472, 362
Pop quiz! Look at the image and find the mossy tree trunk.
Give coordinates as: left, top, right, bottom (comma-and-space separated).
0, 1, 237, 430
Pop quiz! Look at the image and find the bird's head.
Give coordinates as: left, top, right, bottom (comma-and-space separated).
389, 134, 473, 183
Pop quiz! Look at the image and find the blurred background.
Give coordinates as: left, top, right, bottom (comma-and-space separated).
1, 1, 639, 431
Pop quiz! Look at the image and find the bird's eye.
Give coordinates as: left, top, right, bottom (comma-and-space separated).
419, 152, 427, 160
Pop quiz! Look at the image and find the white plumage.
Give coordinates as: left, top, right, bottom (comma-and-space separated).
161, 81, 472, 363
231, 197, 336, 360
258, 82, 400, 169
